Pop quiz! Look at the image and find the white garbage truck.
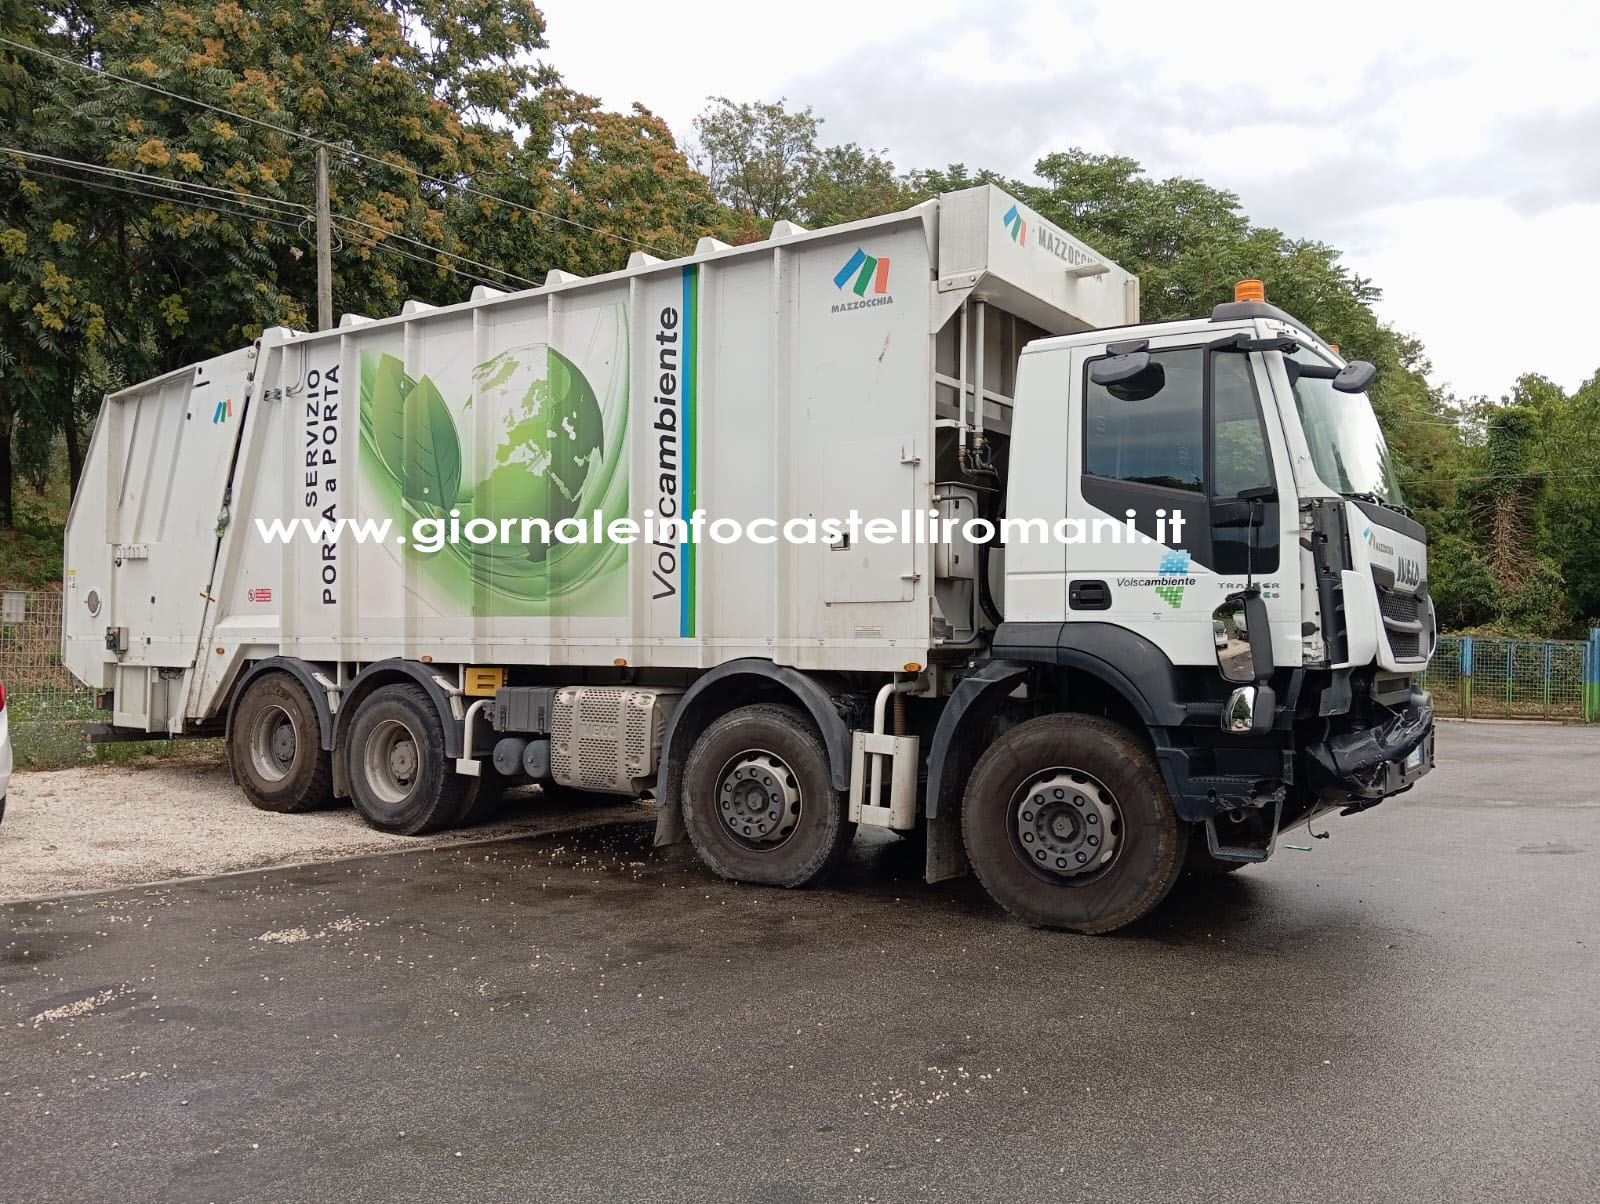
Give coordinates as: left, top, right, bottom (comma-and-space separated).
62, 186, 1435, 931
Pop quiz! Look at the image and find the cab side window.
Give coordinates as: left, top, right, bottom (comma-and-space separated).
1085, 348, 1203, 491
1212, 354, 1273, 498
1081, 345, 1278, 575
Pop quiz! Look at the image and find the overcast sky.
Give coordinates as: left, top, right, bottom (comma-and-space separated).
537, 0, 1598, 402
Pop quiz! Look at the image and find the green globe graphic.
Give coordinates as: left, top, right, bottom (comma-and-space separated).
469, 345, 605, 565
358, 307, 629, 617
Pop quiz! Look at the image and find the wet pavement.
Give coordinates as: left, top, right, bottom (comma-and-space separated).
2, 720, 1597, 1202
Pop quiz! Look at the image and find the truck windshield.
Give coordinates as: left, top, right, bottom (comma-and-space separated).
1286, 349, 1404, 506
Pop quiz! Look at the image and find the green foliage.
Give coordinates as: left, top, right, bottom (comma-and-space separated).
0, 0, 713, 530
1429, 534, 1499, 630
4, 18, 1598, 641
691, 96, 911, 228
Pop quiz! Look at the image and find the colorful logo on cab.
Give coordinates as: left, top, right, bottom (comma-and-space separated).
833, 247, 891, 296
1156, 549, 1190, 609
1002, 203, 1027, 245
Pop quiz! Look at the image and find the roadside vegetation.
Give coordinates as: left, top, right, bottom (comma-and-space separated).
2, 2, 1597, 636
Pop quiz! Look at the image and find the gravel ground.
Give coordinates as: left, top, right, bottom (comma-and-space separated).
0, 757, 651, 902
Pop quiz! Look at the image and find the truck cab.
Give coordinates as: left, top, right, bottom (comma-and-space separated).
993, 288, 1435, 867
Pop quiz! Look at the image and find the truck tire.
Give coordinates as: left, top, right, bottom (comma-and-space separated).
344, 683, 469, 835
681, 703, 854, 888
230, 672, 334, 814
961, 714, 1187, 933
455, 772, 506, 826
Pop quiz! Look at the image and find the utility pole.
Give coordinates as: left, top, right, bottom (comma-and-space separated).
315, 146, 332, 331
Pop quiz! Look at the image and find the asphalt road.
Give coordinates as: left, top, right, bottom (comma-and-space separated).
3, 720, 1596, 1203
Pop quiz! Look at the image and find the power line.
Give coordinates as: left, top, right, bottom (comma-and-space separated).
0, 34, 668, 255
0, 145, 310, 218
4, 146, 536, 291
2, 160, 307, 231
337, 225, 511, 291
0, 145, 308, 225
332, 214, 539, 288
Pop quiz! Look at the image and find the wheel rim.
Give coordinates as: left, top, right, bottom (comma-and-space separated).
248, 704, 298, 784
363, 718, 421, 806
715, 750, 802, 849
1008, 767, 1122, 881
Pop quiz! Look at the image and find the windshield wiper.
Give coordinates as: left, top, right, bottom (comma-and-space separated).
1343, 490, 1414, 519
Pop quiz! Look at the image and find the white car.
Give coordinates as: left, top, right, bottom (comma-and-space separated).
0, 677, 11, 824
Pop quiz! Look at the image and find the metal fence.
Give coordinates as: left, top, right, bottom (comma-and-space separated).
0, 588, 99, 768
1423, 634, 1598, 721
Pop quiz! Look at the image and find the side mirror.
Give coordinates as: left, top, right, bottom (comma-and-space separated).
1332, 360, 1377, 393
1214, 589, 1276, 734
1211, 485, 1277, 528
1212, 599, 1255, 684
1222, 686, 1257, 734
1089, 350, 1151, 387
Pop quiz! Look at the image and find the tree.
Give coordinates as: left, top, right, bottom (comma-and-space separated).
2, 0, 561, 525
691, 96, 909, 228
692, 97, 820, 220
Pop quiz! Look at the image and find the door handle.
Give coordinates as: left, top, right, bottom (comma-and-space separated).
1069, 580, 1111, 610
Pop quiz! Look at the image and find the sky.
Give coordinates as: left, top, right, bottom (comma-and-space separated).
535, 0, 1599, 403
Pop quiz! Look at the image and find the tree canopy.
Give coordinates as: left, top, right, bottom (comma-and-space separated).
3, 23, 1595, 637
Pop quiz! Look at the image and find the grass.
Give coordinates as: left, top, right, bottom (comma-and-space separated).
0, 447, 73, 591
8, 691, 225, 771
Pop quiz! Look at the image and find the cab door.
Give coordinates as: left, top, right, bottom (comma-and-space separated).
1063, 337, 1300, 669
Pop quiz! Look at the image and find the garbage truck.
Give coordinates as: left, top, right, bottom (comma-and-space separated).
61, 185, 1436, 931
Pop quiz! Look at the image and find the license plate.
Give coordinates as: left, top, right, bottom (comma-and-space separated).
1404, 743, 1425, 772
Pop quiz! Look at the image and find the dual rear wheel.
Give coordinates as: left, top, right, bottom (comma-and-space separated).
230, 676, 485, 835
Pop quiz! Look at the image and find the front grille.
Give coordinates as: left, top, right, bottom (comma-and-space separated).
1387, 628, 1421, 658
1375, 584, 1427, 660
1379, 591, 1420, 624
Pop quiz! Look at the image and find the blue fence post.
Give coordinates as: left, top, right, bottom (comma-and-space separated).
1544, 642, 1553, 719
1587, 629, 1600, 722
1461, 635, 1474, 718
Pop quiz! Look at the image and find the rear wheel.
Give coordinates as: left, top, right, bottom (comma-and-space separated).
961, 714, 1186, 933
345, 683, 469, 835
681, 704, 854, 888
230, 673, 334, 813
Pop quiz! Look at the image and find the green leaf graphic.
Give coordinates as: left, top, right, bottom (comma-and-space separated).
402, 375, 462, 509
365, 352, 412, 483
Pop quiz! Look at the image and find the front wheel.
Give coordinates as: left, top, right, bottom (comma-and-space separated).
681, 704, 854, 888
961, 714, 1186, 933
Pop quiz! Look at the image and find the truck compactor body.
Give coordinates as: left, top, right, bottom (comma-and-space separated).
63, 185, 1435, 931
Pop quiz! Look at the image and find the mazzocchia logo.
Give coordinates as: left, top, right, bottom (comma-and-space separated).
1002, 203, 1027, 244
831, 247, 893, 313
1364, 526, 1395, 556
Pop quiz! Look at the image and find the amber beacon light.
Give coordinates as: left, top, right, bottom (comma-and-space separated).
1234, 278, 1266, 302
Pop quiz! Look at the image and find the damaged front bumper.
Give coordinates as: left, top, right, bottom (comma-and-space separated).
1307, 688, 1434, 804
